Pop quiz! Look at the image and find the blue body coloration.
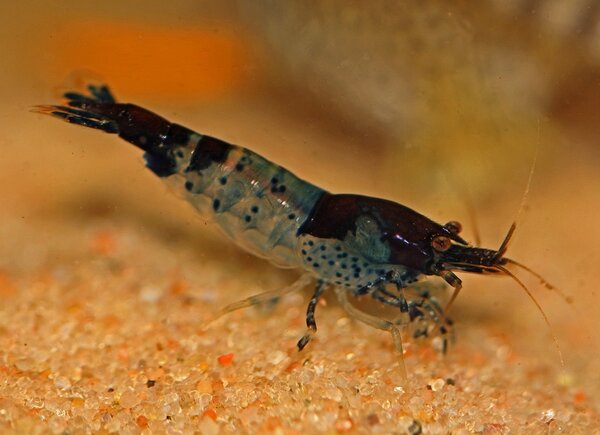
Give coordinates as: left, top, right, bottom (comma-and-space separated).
163, 134, 326, 268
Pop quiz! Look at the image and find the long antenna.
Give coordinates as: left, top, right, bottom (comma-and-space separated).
504, 259, 572, 304
492, 127, 539, 260
492, 222, 516, 262
516, 137, 540, 225
496, 265, 565, 368
449, 261, 565, 368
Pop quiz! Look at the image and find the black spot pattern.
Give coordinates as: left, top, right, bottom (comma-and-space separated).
270, 175, 287, 194
299, 236, 408, 297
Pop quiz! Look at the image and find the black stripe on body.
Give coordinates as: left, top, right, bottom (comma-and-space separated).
299, 193, 463, 243
142, 123, 197, 177
186, 136, 232, 172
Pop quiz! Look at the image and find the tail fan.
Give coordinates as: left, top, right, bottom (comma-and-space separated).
32, 84, 119, 134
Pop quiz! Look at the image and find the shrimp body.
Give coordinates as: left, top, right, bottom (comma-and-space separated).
37, 85, 551, 362
161, 131, 324, 269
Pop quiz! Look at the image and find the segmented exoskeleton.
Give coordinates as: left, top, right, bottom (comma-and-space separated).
36, 85, 563, 373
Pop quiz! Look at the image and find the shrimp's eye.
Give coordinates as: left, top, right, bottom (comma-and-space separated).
431, 235, 452, 252
444, 221, 462, 234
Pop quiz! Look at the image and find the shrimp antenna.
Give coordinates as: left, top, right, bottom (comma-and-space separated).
503, 258, 572, 304
492, 222, 516, 262
449, 260, 565, 367
517, 141, 539, 223
493, 130, 573, 303
492, 136, 539, 262
495, 265, 565, 368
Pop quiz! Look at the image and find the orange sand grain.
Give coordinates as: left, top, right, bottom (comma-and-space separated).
136, 415, 149, 428
202, 409, 217, 421
218, 353, 235, 366
195, 379, 213, 394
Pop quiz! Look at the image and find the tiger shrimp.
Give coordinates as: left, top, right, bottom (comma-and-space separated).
35, 84, 564, 371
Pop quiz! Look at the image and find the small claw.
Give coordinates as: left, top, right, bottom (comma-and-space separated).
296, 331, 314, 351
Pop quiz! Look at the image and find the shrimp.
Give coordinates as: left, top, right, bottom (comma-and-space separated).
34, 84, 564, 371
